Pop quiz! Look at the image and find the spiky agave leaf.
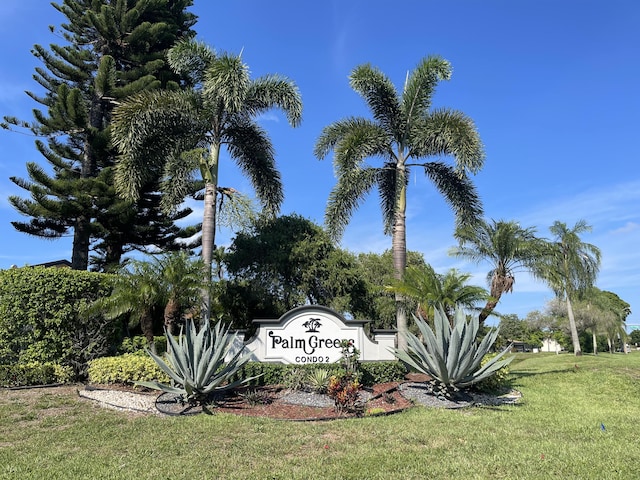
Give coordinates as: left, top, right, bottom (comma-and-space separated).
391, 305, 513, 394
136, 319, 256, 404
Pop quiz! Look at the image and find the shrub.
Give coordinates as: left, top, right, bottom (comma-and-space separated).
0, 362, 74, 388
118, 336, 167, 355
472, 353, 512, 393
359, 361, 407, 385
0, 267, 119, 377
327, 375, 362, 414
231, 361, 404, 387
392, 306, 513, 398
87, 353, 170, 385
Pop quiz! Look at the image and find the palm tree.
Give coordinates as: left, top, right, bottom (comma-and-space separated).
388, 264, 489, 324
314, 56, 484, 349
451, 219, 545, 325
111, 40, 302, 315
92, 259, 163, 352
89, 252, 206, 350
534, 220, 601, 356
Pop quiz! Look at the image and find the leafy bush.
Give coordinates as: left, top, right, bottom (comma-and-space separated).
359, 361, 407, 385
0, 267, 119, 377
472, 353, 512, 393
136, 320, 256, 405
392, 306, 513, 398
0, 362, 74, 387
87, 353, 170, 385
232, 361, 404, 387
328, 375, 362, 414
118, 336, 167, 355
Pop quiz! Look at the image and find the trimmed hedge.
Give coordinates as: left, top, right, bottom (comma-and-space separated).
0, 362, 74, 388
87, 353, 170, 385
0, 267, 119, 377
234, 361, 407, 387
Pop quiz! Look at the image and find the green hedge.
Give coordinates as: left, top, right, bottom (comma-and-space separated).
118, 336, 167, 355
234, 361, 407, 387
0, 362, 75, 388
0, 267, 119, 377
87, 353, 170, 385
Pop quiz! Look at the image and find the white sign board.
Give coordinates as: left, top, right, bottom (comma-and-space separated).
233, 305, 397, 364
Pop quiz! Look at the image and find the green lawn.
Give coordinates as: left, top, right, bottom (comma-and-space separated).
1, 352, 639, 479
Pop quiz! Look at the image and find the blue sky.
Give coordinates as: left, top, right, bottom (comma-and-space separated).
1, 1, 639, 329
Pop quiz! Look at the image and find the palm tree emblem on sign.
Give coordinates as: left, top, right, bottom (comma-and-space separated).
303, 318, 322, 332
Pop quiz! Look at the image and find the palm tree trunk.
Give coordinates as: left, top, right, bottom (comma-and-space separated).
140, 309, 156, 354
200, 143, 221, 320
393, 177, 408, 351
592, 331, 598, 355
565, 295, 582, 355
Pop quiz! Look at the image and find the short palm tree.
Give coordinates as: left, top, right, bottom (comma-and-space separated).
388, 264, 489, 324
451, 219, 545, 325
89, 252, 207, 350
534, 220, 601, 356
315, 56, 484, 349
111, 40, 302, 315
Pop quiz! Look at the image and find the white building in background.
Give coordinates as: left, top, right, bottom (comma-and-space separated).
540, 337, 562, 353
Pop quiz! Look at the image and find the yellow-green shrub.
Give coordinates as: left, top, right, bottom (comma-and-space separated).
87, 353, 170, 385
0, 361, 74, 387
473, 353, 512, 393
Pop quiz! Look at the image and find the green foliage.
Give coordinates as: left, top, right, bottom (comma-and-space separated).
359, 361, 407, 385
305, 368, 330, 394
231, 361, 405, 387
282, 368, 309, 391
136, 320, 255, 405
0, 267, 119, 376
629, 330, 640, 345
118, 336, 167, 355
327, 374, 362, 414
221, 215, 375, 328
392, 305, 513, 397
0, 362, 74, 388
472, 353, 512, 393
87, 353, 170, 385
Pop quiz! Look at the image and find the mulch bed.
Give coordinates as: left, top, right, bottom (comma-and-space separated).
153, 382, 413, 420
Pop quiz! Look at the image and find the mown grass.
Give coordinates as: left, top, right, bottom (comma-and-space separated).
1, 352, 639, 479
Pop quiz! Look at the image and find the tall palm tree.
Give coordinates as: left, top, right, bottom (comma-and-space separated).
535, 220, 601, 356
388, 264, 489, 324
111, 40, 302, 315
314, 56, 484, 349
451, 219, 545, 325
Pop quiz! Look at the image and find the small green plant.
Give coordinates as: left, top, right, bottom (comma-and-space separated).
239, 389, 273, 406
283, 367, 308, 391
306, 368, 330, 393
337, 339, 360, 379
392, 305, 513, 399
473, 353, 512, 393
135, 319, 256, 406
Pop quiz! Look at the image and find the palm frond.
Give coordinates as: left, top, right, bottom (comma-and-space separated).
111, 90, 205, 201
246, 74, 303, 127
325, 167, 378, 241
401, 55, 451, 124
225, 118, 282, 215
167, 39, 216, 85
409, 108, 485, 174
203, 53, 250, 115
349, 64, 401, 135
422, 162, 483, 228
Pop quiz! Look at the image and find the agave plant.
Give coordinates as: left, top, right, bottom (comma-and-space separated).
136, 319, 255, 405
392, 305, 512, 398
